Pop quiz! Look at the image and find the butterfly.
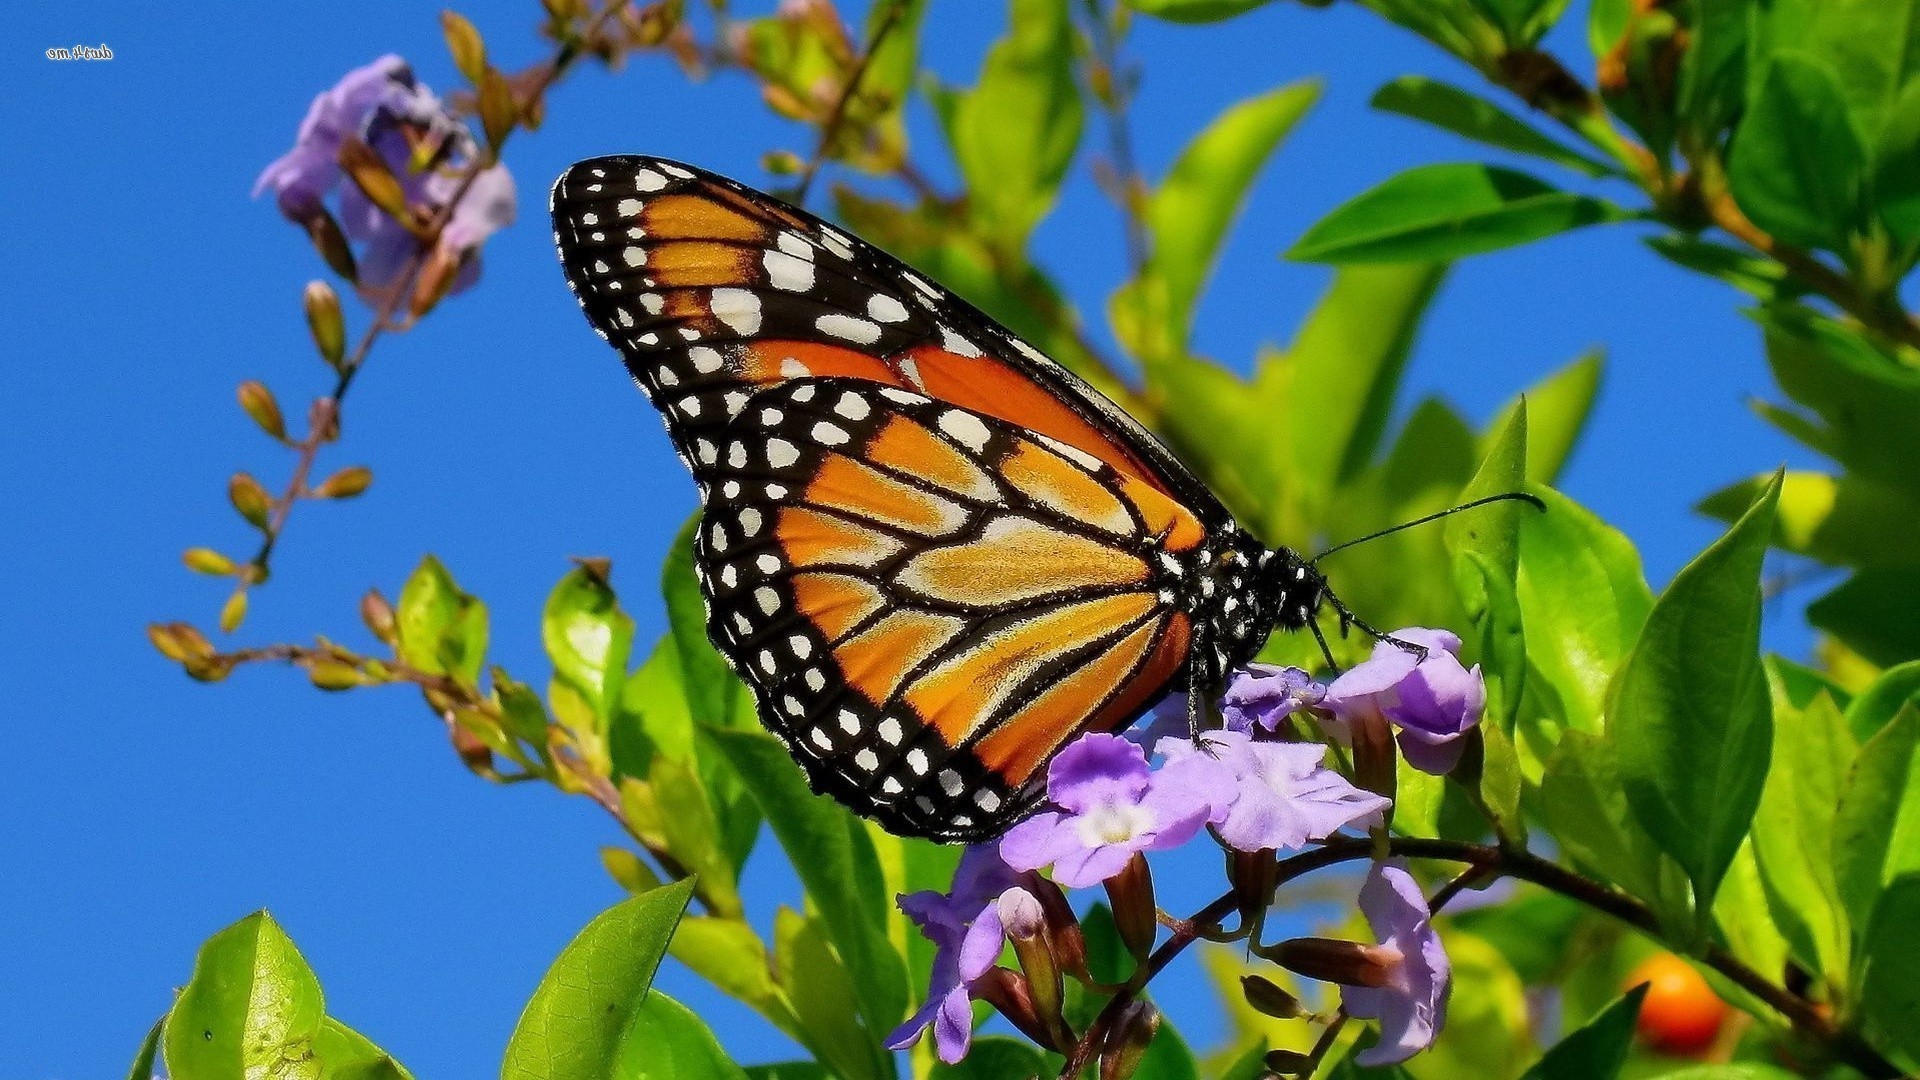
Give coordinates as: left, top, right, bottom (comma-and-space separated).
550, 156, 1337, 842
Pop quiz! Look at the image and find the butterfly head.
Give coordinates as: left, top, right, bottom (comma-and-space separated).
1262, 548, 1329, 632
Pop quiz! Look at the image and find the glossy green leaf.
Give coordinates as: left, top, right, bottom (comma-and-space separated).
1756, 306, 1920, 500
1288, 163, 1628, 264
128, 1016, 162, 1080
313, 1019, 415, 1080
1587, 0, 1629, 56
745, 1064, 834, 1080
1124, 0, 1274, 22
1517, 985, 1643, 1080
1795, 0, 1920, 135
1676, 0, 1749, 136
1874, 80, 1920, 243
395, 555, 487, 683
668, 916, 802, 1043
775, 909, 890, 1080
500, 878, 696, 1080
542, 564, 633, 727
1444, 405, 1527, 728
1810, 568, 1920, 668
1371, 77, 1612, 176
1611, 472, 1779, 927
1844, 661, 1920, 741
1134, 1019, 1201, 1080
1697, 470, 1920, 570
1727, 52, 1865, 251
1114, 80, 1319, 363
1514, 486, 1651, 736
1537, 734, 1689, 929
162, 911, 326, 1080
1833, 705, 1920, 927
663, 514, 746, 727
929, 1036, 1047, 1079
1861, 873, 1920, 1058
650, 756, 744, 919
1750, 688, 1854, 981
1644, 234, 1799, 302
941, 0, 1081, 246
703, 728, 907, 1037
1651, 1067, 1801, 1080
610, 990, 751, 1080
1482, 351, 1602, 485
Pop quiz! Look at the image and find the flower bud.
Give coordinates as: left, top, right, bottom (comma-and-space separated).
973, 967, 1062, 1051
184, 654, 237, 683
1264, 1048, 1313, 1075
478, 67, 517, 152
148, 621, 214, 662
338, 136, 412, 224
313, 465, 373, 499
219, 589, 249, 633
1029, 875, 1090, 982
307, 660, 371, 690
1099, 999, 1160, 1080
182, 547, 236, 576
303, 209, 358, 282
450, 711, 497, 774
1347, 704, 1398, 815
237, 380, 287, 441
361, 588, 398, 645
441, 10, 487, 85
999, 887, 1069, 1049
1263, 936, 1401, 989
229, 472, 273, 529
304, 281, 346, 368
1103, 852, 1158, 962
410, 243, 464, 319
1229, 846, 1277, 919
1239, 974, 1305, 1020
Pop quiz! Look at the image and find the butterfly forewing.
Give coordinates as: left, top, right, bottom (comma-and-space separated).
551, 156, 1257, 841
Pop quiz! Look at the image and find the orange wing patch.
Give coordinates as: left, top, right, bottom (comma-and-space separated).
777, 506, 905, 569
788, 571, 888, 643
806, 455, 969, 537
1000, 441, 1136, 537
865, 416, 1001, 502
973, 616, 1167, 783
836, 610, 966, 706
639, 192, 771, 243
642, 241, 759, 289
896, 516, 1150, 607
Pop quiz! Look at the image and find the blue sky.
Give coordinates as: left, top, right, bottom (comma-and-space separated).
0, 2, 1820, 1077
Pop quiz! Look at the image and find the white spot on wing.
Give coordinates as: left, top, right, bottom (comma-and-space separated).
867, 294, 910, 323
939, 326, 982, 358
811, 421, 850, 446
767, 439, 799, 468
688, 346, 725, 373
937, 410, 991, 452
815, 313, 882, 345
633, 168, 668, 191
763, 249, 815, 292
709, 288, 762, 335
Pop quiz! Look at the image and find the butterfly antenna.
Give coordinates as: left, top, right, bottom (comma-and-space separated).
1308, 492, 1545, 565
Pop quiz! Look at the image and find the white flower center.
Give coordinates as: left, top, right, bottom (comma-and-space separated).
1077, 800, 1155, 847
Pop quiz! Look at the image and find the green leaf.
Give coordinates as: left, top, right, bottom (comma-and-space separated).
1710, 840, 1791, 1016
1833, 705, 1920, 928
1874, 79, 1920, 244
1482, 351, 1603, 485
312, 1019, 415, 1080
1755, 305, 1920, 501
702, 728, 908, 1038
1134, 1020, 1201, 1080
1610, 472, 1780, 928
1727, 52, 1866, 251
663, 514, 746, 727
1444, 404, 1528, 729
1537, 733, 1691, 931
1371, 77, 1613, 176
394, 555, 487, 683
1697, 470, 1920, 570
161, 912, 327, 1080
500, 879, 696, 1080
1587, 0, 1629, 57
1288, 163, 1628, 264
1810, 568, 1920, 667
1518, 985, 1643, 1080
1796, 0, 1920, 136
1844, 661, 1920, 741
128, 1016, 162, 1080
1644, 234, 1799, 302
1750, 688, 1854, 981
668, 916, 803, 1043
941, 0, 1082, 246
542, 564, 633, 728
774, 909, 890, 1080
1123, 0, 1274, 22
1649, 1067, 1801, 1080
649, 756, 745, 918
1675, 0, 1749, 137
929, 1036, 1048, 1079
745, 1064, 834, 1080
611, 990, 752, 1080
1861, 873, 1920, 1058
1114, 80, 1320, 364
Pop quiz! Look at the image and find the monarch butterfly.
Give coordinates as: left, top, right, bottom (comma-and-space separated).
551, 157, 1371, 842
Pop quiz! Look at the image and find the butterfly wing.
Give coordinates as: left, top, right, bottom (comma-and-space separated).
697, 377, 1202, 840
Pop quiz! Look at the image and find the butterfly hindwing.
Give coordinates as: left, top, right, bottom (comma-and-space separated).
694, 377, 1198, 841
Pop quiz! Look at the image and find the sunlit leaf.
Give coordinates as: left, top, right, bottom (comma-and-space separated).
1727, 52, 1865, 252
776, 909, 891, 1080
1371, 77, 1612, 176
542, 564, 633, 728
1123, 0, 1275, 22
1482, 350, 1602, 485
1750, 689, 1854, 982
161, 912, 326, 1080
1517, 985, 1643, 1079
611, 990, 752, 1080
1833, 705, 1920, 928
395, 555, 488, 683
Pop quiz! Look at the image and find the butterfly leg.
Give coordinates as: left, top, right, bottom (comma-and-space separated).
1319, 588, 1430, 663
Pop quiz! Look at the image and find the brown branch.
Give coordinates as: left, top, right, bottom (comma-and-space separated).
793, 0, 911, 204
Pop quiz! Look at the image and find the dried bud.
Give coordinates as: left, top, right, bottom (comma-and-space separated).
972, 967, 1061, 1051
361, 588, 398, 645
149, 621, 214, 662
409, 243, 463, 319
307, 660, 371, 690
1103, 853, 1158, 961
441, 10, 487, 84
184, 654, 237, 683
478, 66, 517, 152
313, 465, 373, 499
762, 149, 805, 176
182, 547, 236, 576
1264, 1048, 1313, 1075
304, 281, 346, 368
228, 472, 273, 529
449, 711, 497, 774
1030, 876, 1090, 981
237, 381, 287, 441
1239, 974, 1305, 1020
1263, 936, 1401, 989
1099, 999, 1160, 1080
339, 136, 412, 224
303, 208, 358, 282
1229, 846, 1277, 918
218, 590, 249, 634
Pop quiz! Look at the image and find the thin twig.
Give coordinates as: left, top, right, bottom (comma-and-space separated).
794, 0, 911, 204
1080, 0, 1149, 279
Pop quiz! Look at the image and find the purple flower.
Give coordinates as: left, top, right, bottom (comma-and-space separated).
254, 55, 515, 296
887, 845, 1020, 1063
1322, 628, 1484, 775
1343, 860, 1451, 1066
1156, 731, 1389, 852
999, 733, 1211, 887
1221, 664, 1324, 733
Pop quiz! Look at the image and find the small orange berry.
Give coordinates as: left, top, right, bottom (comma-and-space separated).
1626, 952, 1729, 1056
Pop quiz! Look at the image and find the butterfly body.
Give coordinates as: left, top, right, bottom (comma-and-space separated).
552, 156, 1326, 841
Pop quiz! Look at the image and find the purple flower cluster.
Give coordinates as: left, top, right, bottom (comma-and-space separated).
254, 55, 515, 299
893, 627, 1478, 1067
